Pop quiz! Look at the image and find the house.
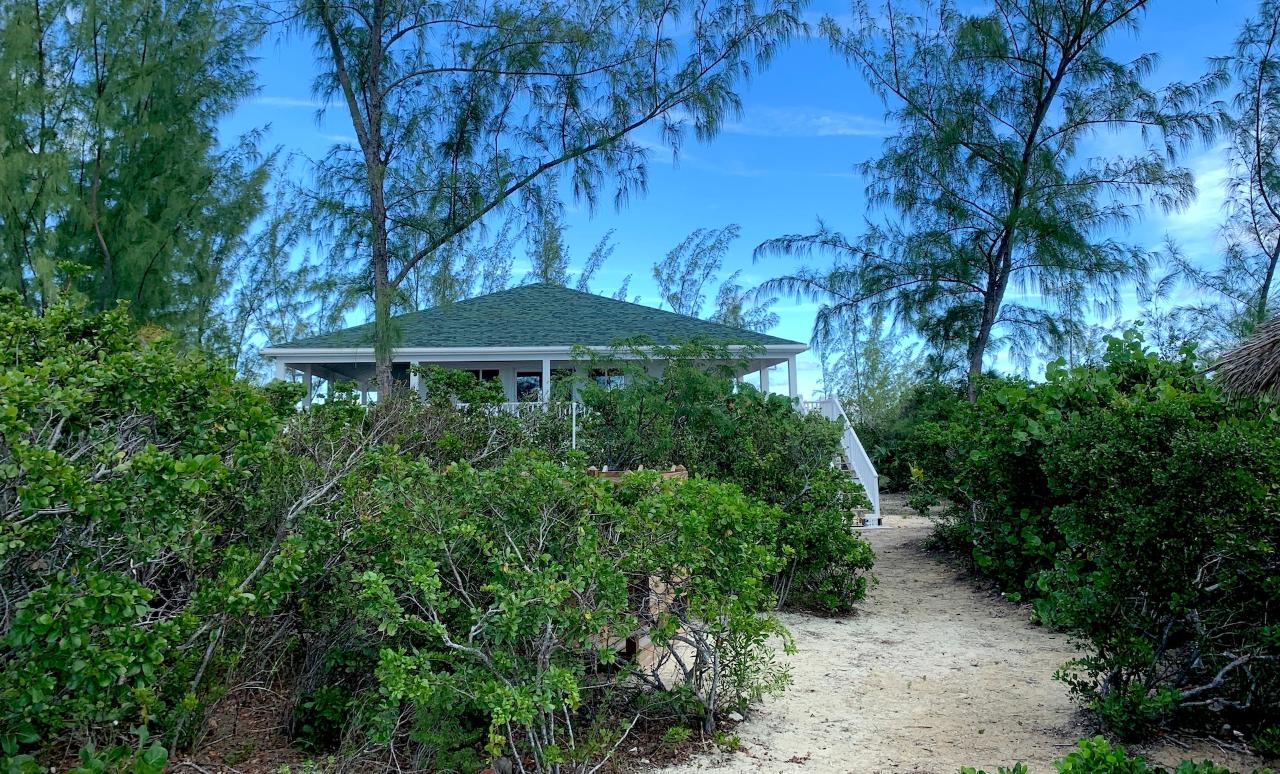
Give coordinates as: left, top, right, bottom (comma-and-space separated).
261, 282, 882, 524
261, 282, 809, 403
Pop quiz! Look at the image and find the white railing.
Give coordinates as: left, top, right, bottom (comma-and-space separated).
470, 400, 580, 418
802, 397, 881, 522
456, 401, 586, 448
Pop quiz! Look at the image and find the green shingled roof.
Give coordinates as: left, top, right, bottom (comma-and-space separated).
271, 283, 805, 350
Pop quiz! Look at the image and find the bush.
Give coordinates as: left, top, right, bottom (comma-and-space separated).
1, 297, 870, 771
274, 449, 792, 768
579, 341, 875, 614
0, 292, 295, 760
857, 379, 973, 494
905, 332, 1280, 743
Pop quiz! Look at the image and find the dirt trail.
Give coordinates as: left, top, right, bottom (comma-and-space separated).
655, 496, 1264, 774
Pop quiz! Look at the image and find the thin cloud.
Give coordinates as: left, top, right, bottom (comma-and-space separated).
725, 106, 890, 139
1151, 145, 1232, 265
318, 133, 357, 144
253, 96, 327, 109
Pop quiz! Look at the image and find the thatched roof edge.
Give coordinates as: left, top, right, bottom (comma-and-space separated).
1214, 315, 1280, 396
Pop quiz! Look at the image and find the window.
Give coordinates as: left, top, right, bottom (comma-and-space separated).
464, 368, 500, 382
591, 369, 625, 389
515, 372, 542, 401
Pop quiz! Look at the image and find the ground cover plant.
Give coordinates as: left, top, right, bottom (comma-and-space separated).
962, 736, 1275, 774
888, 332, 1280, 750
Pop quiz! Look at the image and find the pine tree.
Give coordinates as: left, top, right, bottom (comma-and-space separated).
0, 0, 269, 340
293, 0, 804, 392
1165, 0, 1280, 346
759, 0, 1217, 398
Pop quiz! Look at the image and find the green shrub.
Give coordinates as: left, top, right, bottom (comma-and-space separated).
0, 292, 294, 760
906, 331, 1280, 741
579, 341, 875, 614
860, 379, 973, 494
415, 363, 506, 406
0, 300, 868, 770
963, 736, 1273, 774
266, 443, 792, 768
961, 765, 1029, 774
1056, 737, 1156, 774
1041, 378, 1280, 737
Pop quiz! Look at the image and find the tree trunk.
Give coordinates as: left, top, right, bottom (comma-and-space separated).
372, 208, 393, 395
966, 313, 992, 403
967, 253, 1010, 402
1257, 234, 1280, 326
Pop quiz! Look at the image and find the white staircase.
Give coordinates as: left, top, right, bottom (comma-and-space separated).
801, 397, 882, 528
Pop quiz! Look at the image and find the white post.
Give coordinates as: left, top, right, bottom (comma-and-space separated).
541, 358, 551, 401
408, 361, 421, 398
499, 365, 517, 401
274, 359, 286, 381
303, 364, 314, 407
759, 364, 770, 395
787, 355, 799, 399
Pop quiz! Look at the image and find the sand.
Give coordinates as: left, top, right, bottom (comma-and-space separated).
653, 496, 1266, 774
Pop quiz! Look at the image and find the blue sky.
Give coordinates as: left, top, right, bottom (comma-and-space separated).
222, 0, 1256, 397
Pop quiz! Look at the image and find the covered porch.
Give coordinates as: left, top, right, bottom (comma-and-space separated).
270, 346, 803, 406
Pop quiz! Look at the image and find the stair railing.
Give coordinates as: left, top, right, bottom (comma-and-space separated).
802, 397, 881, 522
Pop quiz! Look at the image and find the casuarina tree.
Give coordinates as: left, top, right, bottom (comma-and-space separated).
293, 0, 805, 393
1168, 0, 1280, 345
0, 0, 269, 341
758, 0, 1217, 399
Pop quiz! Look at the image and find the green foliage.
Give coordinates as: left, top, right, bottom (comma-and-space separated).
661, 725, 692, 745
579, 341, 876, 614
0, 0, 269, 341
759, 0, 1216, 391
1, 298, 875, 770
270, 449, 792, 767
416, 364, 506, 406
1057, 738, 1156, 774
1162, 1, 1280, 347
903, 331, 1280, 741
965, 736, 1275, 774
961, 764, 1029, 774
652, 225, 779, 332
857, 378, 970, 494
0, 292, 291, 759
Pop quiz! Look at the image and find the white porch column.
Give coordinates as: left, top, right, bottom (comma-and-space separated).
759, 364, 770, 395
541, 358, 552, 401
303, 364, 314, 407
499, 365, 517, 401
408, 361, 421, 398
274, 359, 286, 381
787, 355, 799, 399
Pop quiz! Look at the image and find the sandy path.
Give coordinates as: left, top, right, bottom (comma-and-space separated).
655, 497, 1263, 774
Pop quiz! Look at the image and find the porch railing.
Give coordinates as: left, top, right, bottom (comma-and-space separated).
801, 397, 881, 522
456, 400, 587, 448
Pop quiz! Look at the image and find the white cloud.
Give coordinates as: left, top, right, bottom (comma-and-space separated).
253, 96, 327, 109
1149, 145, 1232, 266
724, 106, 889, 139
318, 132, 357, 144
